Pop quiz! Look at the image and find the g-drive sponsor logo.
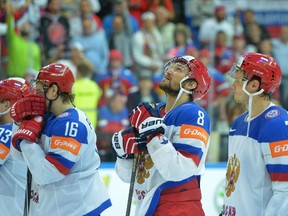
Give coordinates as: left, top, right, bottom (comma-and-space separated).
0, 143, 9, 159
180, 124, 209, 145
51, 136, 81, 155
269, 140, 288, 157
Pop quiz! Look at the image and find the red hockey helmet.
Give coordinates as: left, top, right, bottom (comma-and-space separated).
232, 53, 282, 93
165, 55, 211, 100
0, 78, 30, 104
37, 63, 75, 93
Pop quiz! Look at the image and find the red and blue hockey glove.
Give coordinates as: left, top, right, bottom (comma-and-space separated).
12, 116, 44, 151
137, 116, 166, 140
129, 102, 166, 139
10, 94, 46, 123
111, 127, 147, 159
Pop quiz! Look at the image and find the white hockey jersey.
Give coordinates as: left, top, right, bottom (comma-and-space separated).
116, 101, 211, 215
0, 123, 26, 216
223, 104, 288, 216
12, 108, 111, 216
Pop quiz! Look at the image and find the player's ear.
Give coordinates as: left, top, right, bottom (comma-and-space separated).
5, 100, 11, 109
251, 79, 261, 92
185, 79, 198, 91
47, 83, 60, 99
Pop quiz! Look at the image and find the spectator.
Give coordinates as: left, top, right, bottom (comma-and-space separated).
96, 49, 138, 107
154, 6, 175, 53
257, 38, 274, 57
245, 22, 269, 51
62, 0, 101, 19
38, 0, 70, 65
184, 0, 216, 48
69, 0, 102, 37
56, 41, 94, 79
103, 0, 138, 40
109, 14, 134, 69
147, 0, 175, 21
97, 91, 129, 161
242, 9, 270, 41
6, 2, 41, 78
1, 0, 40, 72
126, 74, 160, 113
97, 0, 114, 20
73, 60, 102, 129
213, 30, 230, 74
127, 0, 147, 25
72, 16, 109, 77
15, 0, 41, 41
218, 35, 254, 75
272, 25, 288, 110
199, 5, 243, 49
166, 23, 198, 60
132, 11, 165, 79
55, 42, 82, 78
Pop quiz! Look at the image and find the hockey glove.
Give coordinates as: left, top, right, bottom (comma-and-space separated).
137, 116, 166, 140
12, 116, 44, 151
129, 102, 166, 139
111, 127, 147, 159
10, 94, 46, 123
129, 102, 161, 128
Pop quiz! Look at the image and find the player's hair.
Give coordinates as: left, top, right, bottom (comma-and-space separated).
59, 92, 75, 104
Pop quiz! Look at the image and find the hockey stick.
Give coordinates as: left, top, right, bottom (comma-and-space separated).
24, 102, 51, 216
125, 153, 139, 216
24, 120, 46, 216
24, 169, 32, 216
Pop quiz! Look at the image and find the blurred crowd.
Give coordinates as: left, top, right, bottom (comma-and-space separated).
1, 0, 287, 162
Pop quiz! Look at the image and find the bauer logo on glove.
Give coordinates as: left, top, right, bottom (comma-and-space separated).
112, 132, 121, 149
141, 118, 164, 130
111, 127, 147, 159
138, 117, 166, 138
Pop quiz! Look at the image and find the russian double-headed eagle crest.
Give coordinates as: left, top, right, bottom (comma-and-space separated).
225, 154, 240, 197
137, 151, 153, 184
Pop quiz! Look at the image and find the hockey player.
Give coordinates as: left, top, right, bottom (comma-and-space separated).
112, 55, 211, 215
0, 78, 30, 216
10, 63, 112, 215
221, 53, 288, 215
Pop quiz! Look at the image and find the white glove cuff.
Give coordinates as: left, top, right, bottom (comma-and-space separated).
112, 131, 126, 158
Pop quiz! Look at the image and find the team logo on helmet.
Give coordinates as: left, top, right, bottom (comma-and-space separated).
225, 154, 240, 197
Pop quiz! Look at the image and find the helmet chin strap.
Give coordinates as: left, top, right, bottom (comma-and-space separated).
242, 80, 264, 137
0, 107, 11, 116
169, 76, 193, 113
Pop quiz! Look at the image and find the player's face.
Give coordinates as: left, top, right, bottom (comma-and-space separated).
159, 62, 189, 95
231, 68, 249, 104
32, 79, 47, 96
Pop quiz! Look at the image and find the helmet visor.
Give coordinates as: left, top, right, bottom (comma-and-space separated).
164, 60, 189, 75
30, 79, 50, 92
